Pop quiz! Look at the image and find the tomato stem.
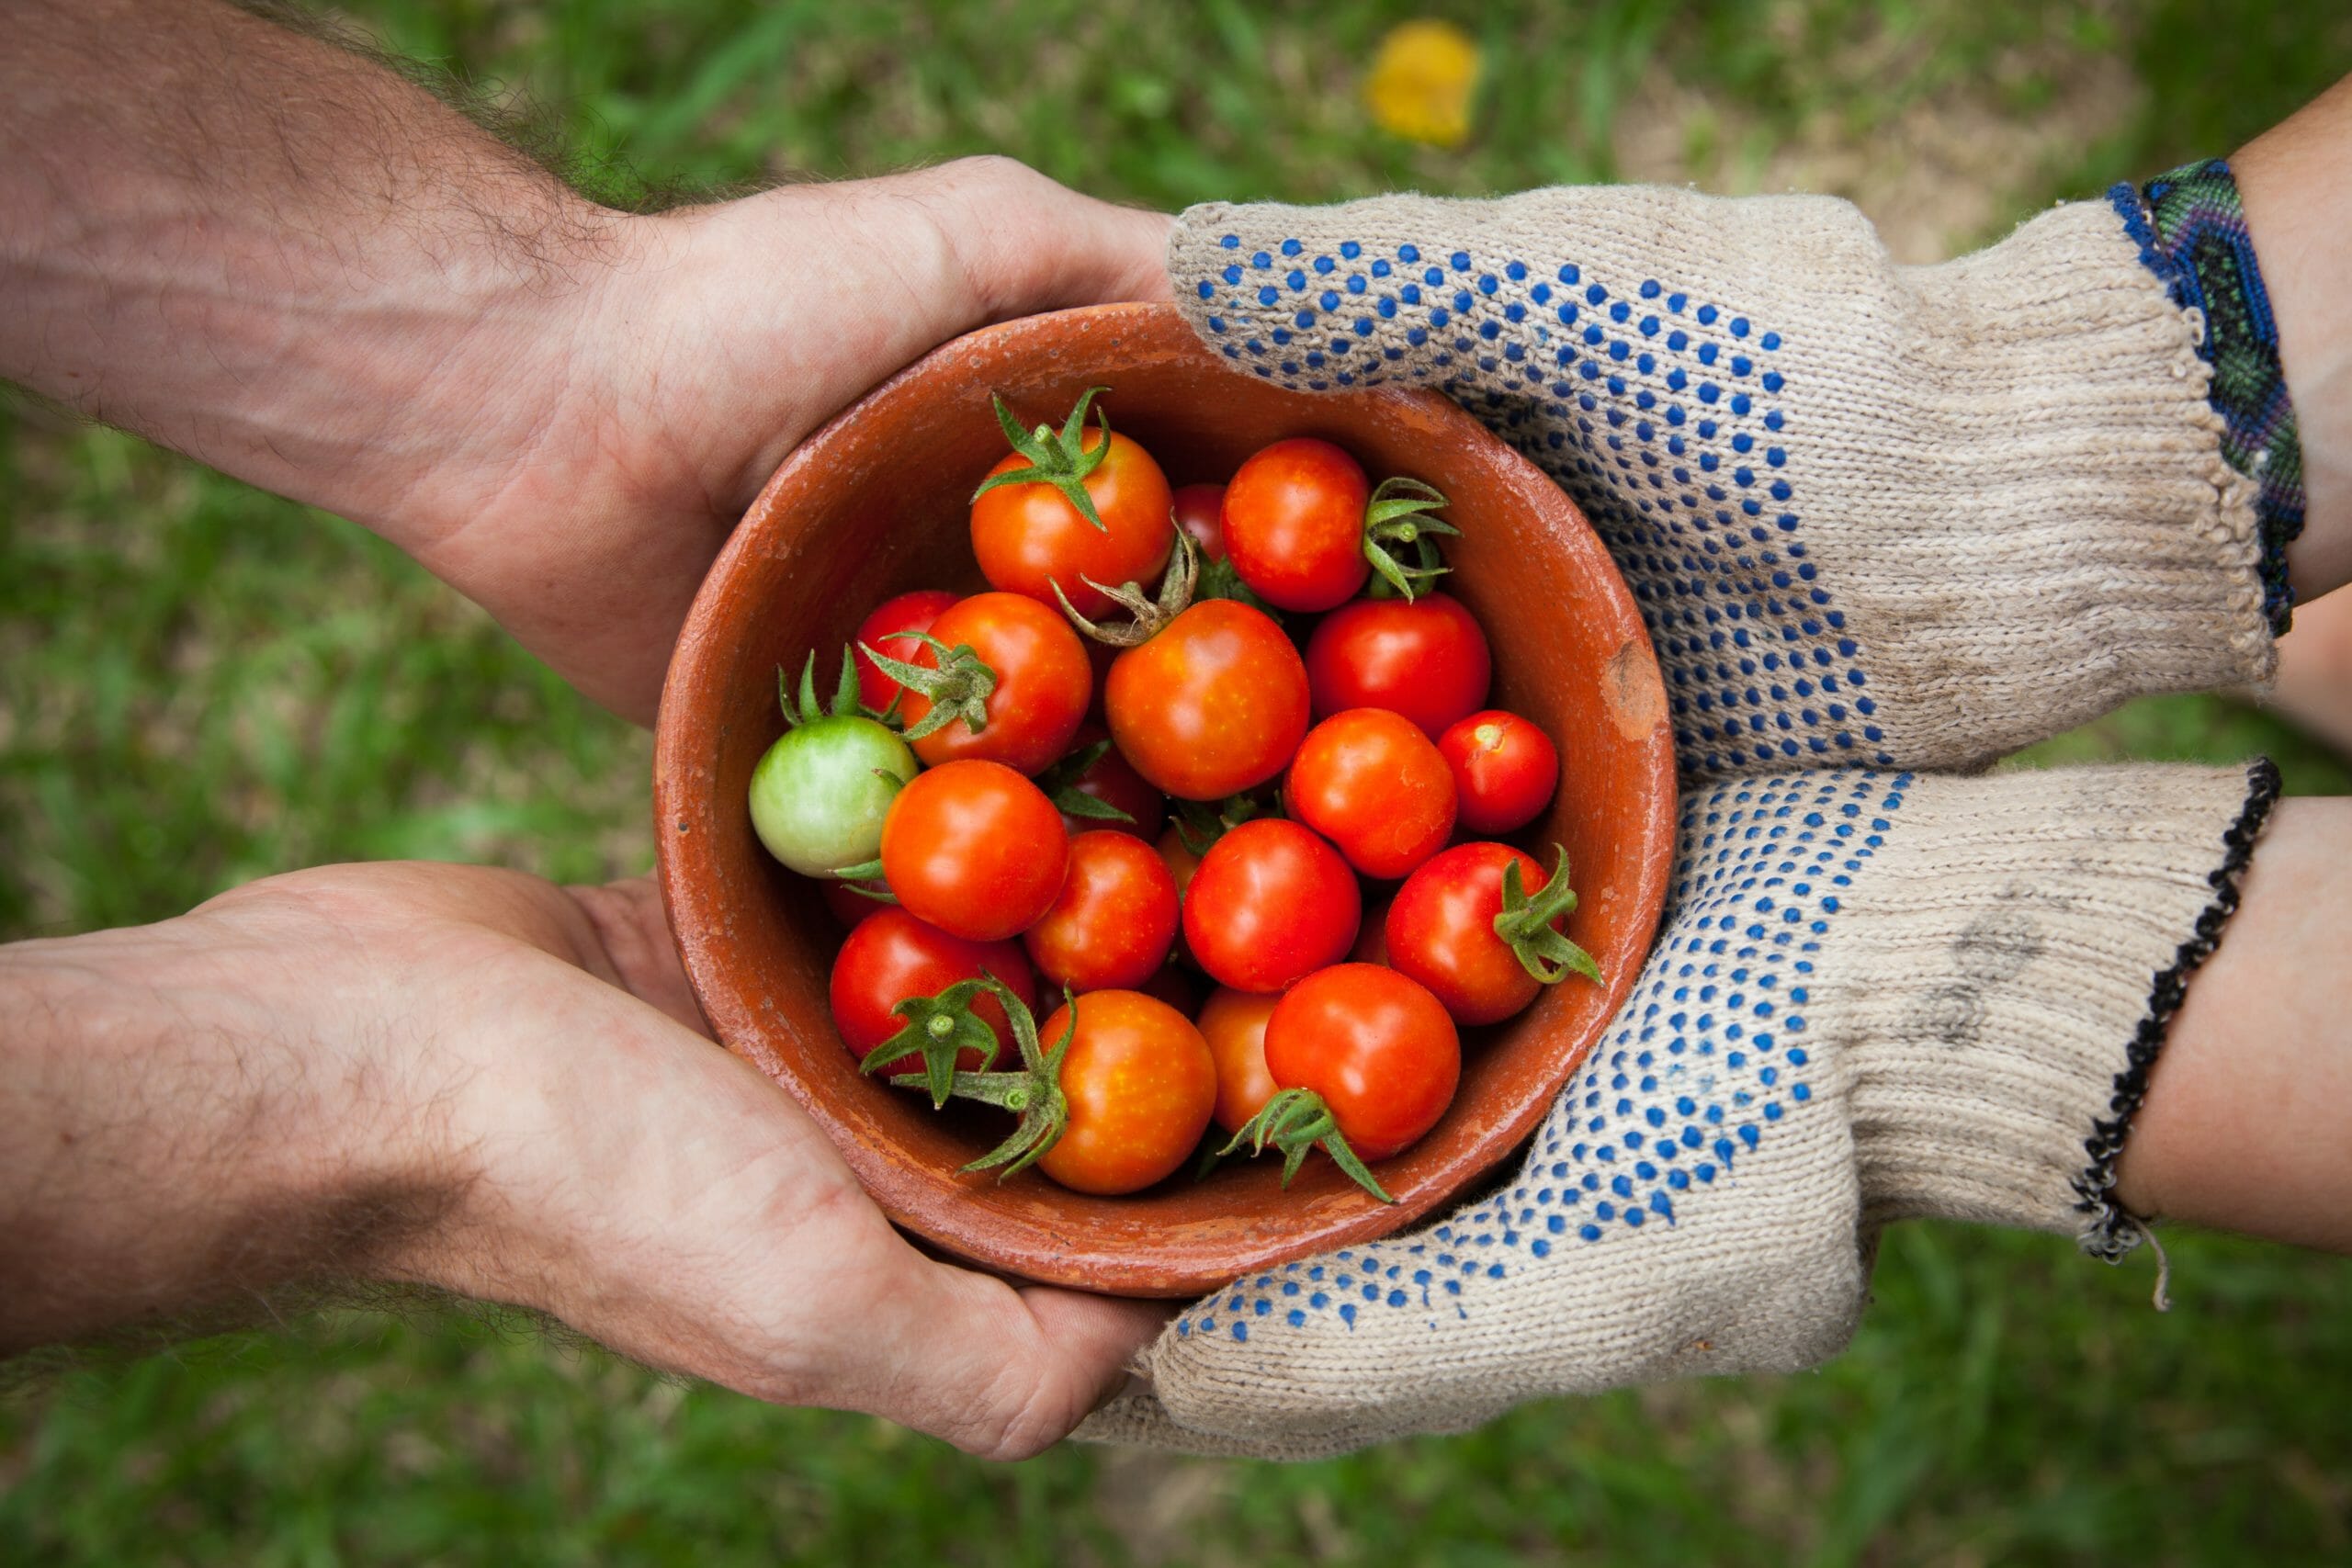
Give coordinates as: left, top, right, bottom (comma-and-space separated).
1494, 844, 1603, 986
857, 976, 1007, 1109
780, 645, 896, 728
855, 631, 999, 744
971, 387, 1115, 532
1361, 476, 1458, 603
1052, 525, 1199, 648
1220, 1087, 1395, 1203
888, 978, 1079, 1179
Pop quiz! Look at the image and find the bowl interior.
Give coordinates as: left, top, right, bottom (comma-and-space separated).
655, 303, 1674, 1296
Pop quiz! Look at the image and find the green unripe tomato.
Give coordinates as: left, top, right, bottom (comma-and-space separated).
749, 715, 919, 875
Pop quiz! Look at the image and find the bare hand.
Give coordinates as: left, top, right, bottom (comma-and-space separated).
0, 863, 1166, 1458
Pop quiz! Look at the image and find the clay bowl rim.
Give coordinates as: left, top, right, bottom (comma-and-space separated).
653, 301, 1676, 1297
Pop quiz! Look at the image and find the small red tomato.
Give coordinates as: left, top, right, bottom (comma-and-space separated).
1182, 818, 1361, 993
971, 404, 1173, 620
1221, 438, 1372, 612
1106, 600, 1309, 800
1386, 842, 1559, 1025
1170, 482, 1228, 562
1035, 990, 1217, 1196
829, 908, 1038, 1074
854, 589, 959, 715
1023, 830, 1181, 992
1285, 708, 1457, 879
899, 592, 1091, 776
1265, 964, 1460, 1160
1197, 987, 1282, 1135
821, 876, 894, 931
880, 760, 1069, 942
1305, 592, 1492, 738
1046, 724, 1167, 841
1440, 710, 1561, 835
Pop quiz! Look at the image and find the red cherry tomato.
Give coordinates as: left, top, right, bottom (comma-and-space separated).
1305, 592, 1492, 738
1386, 841, 1556, 1025
1220, 438, 1371, 612
972, 427, 1173, 620
899, 592, 1091, 776
1284, 708, 1457, 879
1050, 724, 1167, 841
1022, 830, 1181, 992
1265, 964, 1460, 1160
1170, 482, 1228, 562
829, 908, 1038, 1075
1035, 990, 1217, 1196
1182, 818, 1360, 993
880, 760, 1069, 942
853, 589, 958, 715
820, 876, 893, 931
1439, 710, 1561, 835
1106, 601, 1309, 799
1197, 987, 1282, 1136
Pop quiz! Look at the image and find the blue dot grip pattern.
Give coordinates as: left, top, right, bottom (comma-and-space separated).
1175, 770, 1911, 1346
1193, 231, 1889, 776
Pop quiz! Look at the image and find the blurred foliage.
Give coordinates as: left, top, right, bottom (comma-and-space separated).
6, 0, 2350, 1562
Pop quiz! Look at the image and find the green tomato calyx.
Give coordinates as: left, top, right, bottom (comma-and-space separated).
859, 977, 1004, 1109
855, 632, 999, 745
888, 978, 1078, 1180
780, 644, 898, 730
1361, 476, 1457, 602
1221, 1087, 1394, 1203
1494, 844, 1603, 987
971, 386, 1115, 532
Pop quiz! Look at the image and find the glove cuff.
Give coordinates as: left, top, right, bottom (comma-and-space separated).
1829, 761, 2280, 1252
1170, 190, 2273, 776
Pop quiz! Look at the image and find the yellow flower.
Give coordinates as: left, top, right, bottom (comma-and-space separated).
1363, 19, 1483, 149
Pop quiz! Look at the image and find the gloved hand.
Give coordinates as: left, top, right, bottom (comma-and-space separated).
1073, 179, 2290, 1459
1081, 761, 2278, 1459
1164, 183, 2278, 778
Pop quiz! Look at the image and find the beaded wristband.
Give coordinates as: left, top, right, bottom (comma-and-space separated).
2109, 159, 2305, 635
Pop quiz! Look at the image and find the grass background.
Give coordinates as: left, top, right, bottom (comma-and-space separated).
6, 1, 2351, 1562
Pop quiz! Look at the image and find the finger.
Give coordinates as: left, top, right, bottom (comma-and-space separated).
878, 155, 1176, 327
835, 1243, 1171, 1461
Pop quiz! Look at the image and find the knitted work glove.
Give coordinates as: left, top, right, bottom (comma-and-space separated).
1168, 184, 2285, 777
1078, 761, 2278, 1459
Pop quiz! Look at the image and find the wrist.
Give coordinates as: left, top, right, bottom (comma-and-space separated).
1831, 762, 2278, 1252
0, 901, 465, 1348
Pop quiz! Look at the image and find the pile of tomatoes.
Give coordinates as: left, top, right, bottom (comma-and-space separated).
749, 388, 1597, 1201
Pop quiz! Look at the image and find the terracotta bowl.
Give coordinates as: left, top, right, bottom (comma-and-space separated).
654, 302, 1674, 1298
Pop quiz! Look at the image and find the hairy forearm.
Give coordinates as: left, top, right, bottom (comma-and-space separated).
0, 0, 616, 552
0, 908, 452, 1351
2116, 797, 2352, 1254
